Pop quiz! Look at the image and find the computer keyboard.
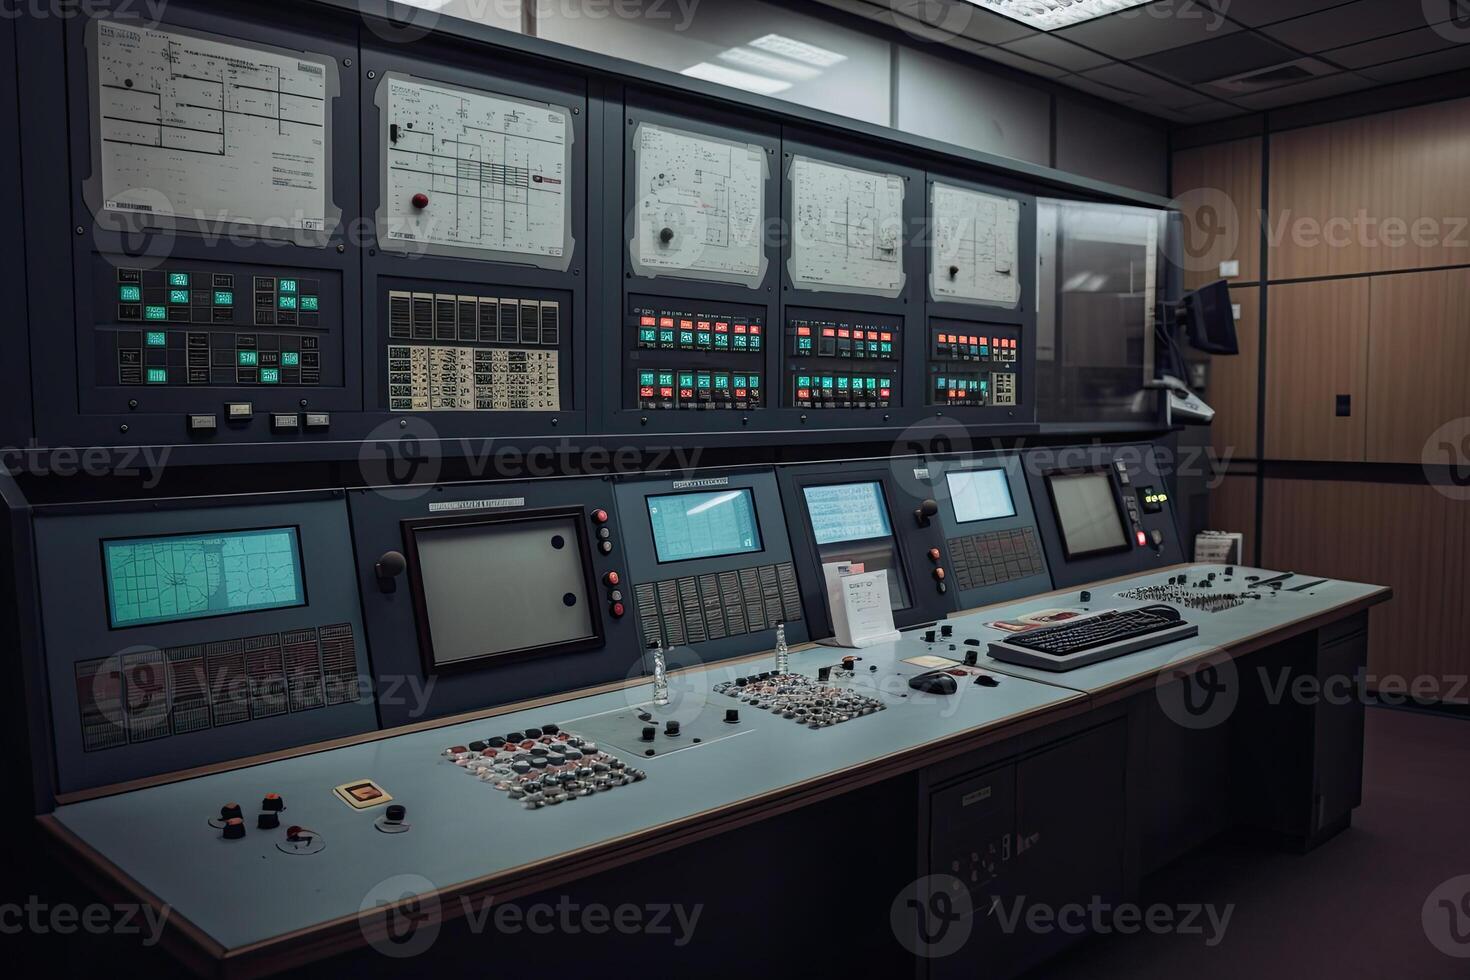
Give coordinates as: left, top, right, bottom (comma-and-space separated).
988, 605, 1199, 672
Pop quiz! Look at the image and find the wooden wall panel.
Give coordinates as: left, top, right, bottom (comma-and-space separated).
1171, 137, 1263, 289
1366, 269, 1470, 463
1265, 279, 1368, 461
1206, 473, 1256, 566
1208, 286, 1258, 460
1270, 97, 1470, 280
1262, 478, 1467, 700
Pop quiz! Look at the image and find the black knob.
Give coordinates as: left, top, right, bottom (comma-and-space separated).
1080, 590, 1092, 602
974, 675, 1000, 688
735, 676, 748, 686
641, 725, 656, 742
488, 736, 506, 748
964, 650, 978, 666
524, 727, 543, 739
659, 227, 674, 244
262, 793, 284, 812
941, 625, 953, 637
385, 804, 406, 823
818, 666, 831, 681
724, 709, 740, 724
948, 265, 959, 278
664, 720, 681, 736
220, 803, 243, 821
505, 732, 525, 743
541, 723, 560, 735
924, 630, 937, 643
1225, 567, 1235, 576
257, 811, 280, 829
468, 740, 487, 751
915, 499, 939, 528
375, 550, 407, 593
222, 818, 246, 839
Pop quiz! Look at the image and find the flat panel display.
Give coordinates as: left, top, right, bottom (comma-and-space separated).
103, 527, 306, 629
1048, 470, 1129, 558
946, 469, 1017, 524
802, 482, 909, 609
647, 489, 763, 564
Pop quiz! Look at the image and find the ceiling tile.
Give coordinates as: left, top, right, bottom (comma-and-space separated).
1229, 71, 1375, 108
1137, 31, 1303, 84
1169, 100, 1248, 121
1052, 0, 1240, 60
1358, 44, 1470, 82
891, 0, 1037, 45
1056, 72, 1140, 103
1080, 62, 1211, 107
1219, 0, 1356, 27
1001, 33, 1112, 72
1323, 25, 1464, 69
1262, 0, 1460, 54
975, 44, 1071, 78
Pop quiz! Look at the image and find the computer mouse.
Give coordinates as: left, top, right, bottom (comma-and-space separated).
908, 671, 958, 695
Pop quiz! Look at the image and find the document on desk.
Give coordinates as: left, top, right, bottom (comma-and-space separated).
823, 563, 899, 648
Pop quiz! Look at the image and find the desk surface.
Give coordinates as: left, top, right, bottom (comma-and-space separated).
44, 564, 1389, 969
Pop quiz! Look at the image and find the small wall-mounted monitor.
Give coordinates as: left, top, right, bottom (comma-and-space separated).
802, 481, 911, 609
945, 468, 1017, 523
405, 511, 600, 669
1181, 279, 1239, 355
646, 489, 763, 564
1046, 469, 1130, 559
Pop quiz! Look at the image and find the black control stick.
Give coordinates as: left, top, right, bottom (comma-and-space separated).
914, 499, 939, 528
375, 550, 407, 593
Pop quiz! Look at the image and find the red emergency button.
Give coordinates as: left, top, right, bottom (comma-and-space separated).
933, 567, 946, 581
411, 192, 430, 209
604, 571, 621, 587
592, 509, 608, 524
928, 548, 941, 562
610, 601, 625, 618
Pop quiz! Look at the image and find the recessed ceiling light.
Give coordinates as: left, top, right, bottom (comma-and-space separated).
968, 0, 1157, 31
680, 62, 794, 96
748, 34, 847, 68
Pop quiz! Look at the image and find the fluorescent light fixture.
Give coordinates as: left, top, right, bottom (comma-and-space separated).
718, 47, 823, 82
681, 62, 793, 96
748, 33, 847, 68
969, 0, 1156, 31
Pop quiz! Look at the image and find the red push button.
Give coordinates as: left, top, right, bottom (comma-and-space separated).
604, 571, 621, 587
610, 601, 625, 618
592, 509, 608, 524
933, 567, 946, 581
411, 192, 430, 209
928, 548, 941, 562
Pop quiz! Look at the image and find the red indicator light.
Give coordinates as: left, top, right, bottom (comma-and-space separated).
1136, 530, 1148, 547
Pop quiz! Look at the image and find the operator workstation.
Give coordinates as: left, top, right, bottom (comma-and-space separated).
2, 1, 1466, 977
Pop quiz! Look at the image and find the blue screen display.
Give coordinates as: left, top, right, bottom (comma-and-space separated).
803, 482, 894, 545
647, 490, 763, 563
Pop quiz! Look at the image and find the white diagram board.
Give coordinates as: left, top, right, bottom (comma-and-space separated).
629, 123, 768, 288
378, 73, 573, 269
929, 183, 1021, 308
788, 156, 906, 298
90, 19, 335, 238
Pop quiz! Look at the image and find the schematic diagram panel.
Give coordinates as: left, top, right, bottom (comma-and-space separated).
787, 155, 906, 299
86, 18, 337, 242
628, 122, 768, 289
929, 183, 1021, 309
376, 73, 573, 269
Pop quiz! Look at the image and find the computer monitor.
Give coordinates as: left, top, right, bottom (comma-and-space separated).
802, 481, 911, 610
945, 468, 1017, 523
406, 512, 600, 669
1181, 280, 1239, 355
1046, 469, 1130, 559
646, 489, 763, 564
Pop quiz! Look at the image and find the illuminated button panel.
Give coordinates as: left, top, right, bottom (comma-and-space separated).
630, 303, 764, 354
635, 368, 762, 411
112, 330, 320, 386
112, 268, 322, 329
790, 372, 894, 409
783, 310, 902, 410
927, 321, 1021, 408
787, 317, 898, 361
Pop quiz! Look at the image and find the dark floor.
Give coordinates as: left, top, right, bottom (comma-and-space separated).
1043, 706, 1470, 979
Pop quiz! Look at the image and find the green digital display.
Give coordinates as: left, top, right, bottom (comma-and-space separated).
278, 295, 298, 310
278, 279, 298, 294
260, 368, 280, 384
214, 290, 234, 306
168, 272, 190, 287
145, 331, 166, 347
281, 351, 300, 367
299, 295, 318, 312
145, 367, 167, 384
238, 350, 258, 366
144, 306, 167, 321
103, 527, 305, 629
118, 285, 142, 302
168, 288, 190, 305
